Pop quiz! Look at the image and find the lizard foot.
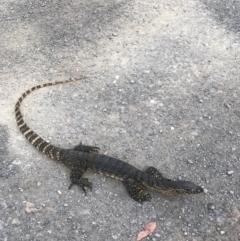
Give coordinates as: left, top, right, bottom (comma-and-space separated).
69, 168, 92, 194
69, 177, 92, 194
124, 178, 152, 203
146, 166, 171, 181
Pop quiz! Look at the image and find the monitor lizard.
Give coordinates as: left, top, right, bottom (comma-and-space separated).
15, 78, 203, 203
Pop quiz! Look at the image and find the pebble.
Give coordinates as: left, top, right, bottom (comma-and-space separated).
227, 170, 234, 175
12, 218, 20, 225
229, 190, 234, 195
112, 234, 118, 239
207, 203, 216, 211
58, 190, 62, 195
37, 182, 41, 187
187, 159, 194, 164
12, 159, 22, 165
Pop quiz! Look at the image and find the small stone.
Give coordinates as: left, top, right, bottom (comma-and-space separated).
188, 160, 194, 164
220, 230, 225, 235
12, 218, 20, 225
37, 182, 41, 187
227, 170, 234, 175
64, 203, 68, 207
183, 231, 188, 236
207, 203, 215, 211
130, 219, 137, 224
130, 80, 135, 84
171, 126, 174, 130
58, 190, 62, 194
154, 233, 161, 238
229, 190, 234, 195
12, 159, 22, 165
112, 234, 118, 239
191, 131, 198, 136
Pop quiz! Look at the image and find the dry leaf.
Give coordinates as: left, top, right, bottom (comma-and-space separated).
136, 221, 157, 241
24, 201, 38, 213
136, 230, 149, 241
144, 222, 157, 232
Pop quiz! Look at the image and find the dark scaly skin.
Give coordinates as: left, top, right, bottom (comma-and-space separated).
15, 78, 204, 202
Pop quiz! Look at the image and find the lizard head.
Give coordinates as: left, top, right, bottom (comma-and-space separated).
156, 180, 204, 195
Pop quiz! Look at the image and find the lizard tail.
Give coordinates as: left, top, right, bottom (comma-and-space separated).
15, 77, 87, 160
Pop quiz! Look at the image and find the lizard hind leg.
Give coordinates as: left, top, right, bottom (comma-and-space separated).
73, 142, 99, 153
69, 166, 92, 194
146, 166, 171, 181
124, 178, 152, 203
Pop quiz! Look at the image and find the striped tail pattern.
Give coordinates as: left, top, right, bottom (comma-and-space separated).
15, 77, 87, 161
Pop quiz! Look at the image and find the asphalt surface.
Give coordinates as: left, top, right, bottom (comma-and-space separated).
0, 0, 239, 240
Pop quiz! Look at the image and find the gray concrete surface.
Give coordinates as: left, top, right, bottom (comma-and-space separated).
0, 0, 239, 240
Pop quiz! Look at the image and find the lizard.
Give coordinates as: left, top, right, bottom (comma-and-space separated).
15, 78, 204, 203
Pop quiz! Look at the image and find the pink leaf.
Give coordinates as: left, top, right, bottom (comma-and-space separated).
24, 201, 38, 213
144, 222, 157, 232
136, 222, 157, 241
136, 230, 150, 241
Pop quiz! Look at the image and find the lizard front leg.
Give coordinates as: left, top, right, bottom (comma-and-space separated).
124, 178, 152, 203
146, 166, 171, 181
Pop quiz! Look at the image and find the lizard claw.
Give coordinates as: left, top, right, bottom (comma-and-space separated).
69, 177, 93, 195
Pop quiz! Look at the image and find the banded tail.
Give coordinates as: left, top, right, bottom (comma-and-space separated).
15, 77, 87, 160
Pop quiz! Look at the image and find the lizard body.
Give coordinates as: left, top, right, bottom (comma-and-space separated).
15, 78, 203, 202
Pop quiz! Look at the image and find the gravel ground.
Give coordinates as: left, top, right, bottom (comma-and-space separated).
0, 0, 239, 240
